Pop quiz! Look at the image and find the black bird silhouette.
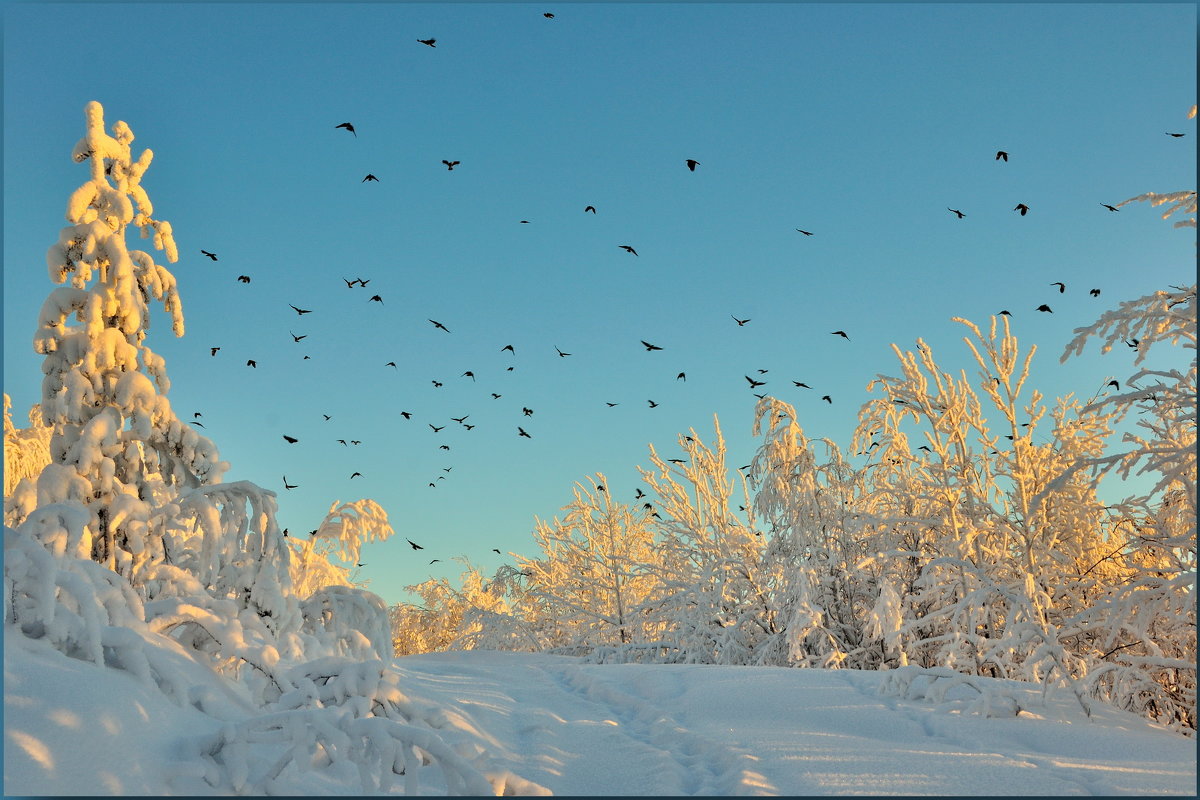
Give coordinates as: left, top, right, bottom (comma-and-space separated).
745, 375, 766, 388
200, 250, 218, 261
1051, 282, 1065, 293
283, 476, 298, 490
522, 407, 533, 417
543, 12, 554, 18
1106, 380, 1120, 389
451, 415, 469, 424
821, 395, 832, 404
461, 371, 475, 381
400, 412, 412, 419
351, 440, 361, 445
323, 414, 331, 421
247, 359, 257, 368
686, 159, 699, 171
831, 330, 850, 340
429, 319, 450, 332
369, 295, 383, 303
1037, 304, 1053, 313
1101, 203, 1120, 212
995, 150, 1008, 161
290, 331, 306, 342
518, 426, 532, 438
417, 38, 436, 47
442, 160, 460, 170
796, 229, 814, 236
555, 346, 571, 357
998, 310, 1012, 316
336, 122, 356, 137
519, 220, 531, 224
386, 361, 397, 368
407, 539, 425, 550
1165, 132, 1186, 137
677, 372, 686, 381
1090, 288, 1101, 297
192, 421, 204, 428
337, 439, 347, 446
210, 347, 220, 356
619, 245, 638, 256
429, 424, 445, 434
431, 380, 443, 388
362, 174, 379, 182
793, 381, 811, 388
1014, 203, 1029, 216
648, 400, 659, 408
283, 435, 298, 443
501, 344, 515, 354
732, 315, 751, 326
439, 445, 450, 450
606, 402, 618, 407
290, 304, 312, 315
491, 393, 502, 399
350, 472, 362, 479
584, 205, 596, 214
356, 278, 370, 286
237, 275, 250, 283
640, 340, 663, 351
343, 278, 356, 288
948, 208, 966, 218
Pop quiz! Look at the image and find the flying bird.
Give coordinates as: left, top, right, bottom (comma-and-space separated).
462, 371, 475, 381
1037, 304, 1053, 313
200, 250, 218, 261
351, 440, 362, 445
518, 426, 532, 438
210, 347, 220, 356
1165, 132, 1186, 137
796, 229, 814, 236
831, 330, 850, 340
522, 407, 533, 417
606, 402, 618, 407
400, 412, 412, 419
1051, 282, 1066, 293
491, 393, 502, 399
283, 435, 298, 443
451, 415, 469, 424
821, 395, 832, 404
998, 310, 1011, 316
995, 150, 1008, 161
1090, 288, 1101, 297
431, 380, 443, 387
685, 159, 699, 171
745, 375, 766, 388
584, 205, 596, 214
732, 315, 751, 326
648, 400, 659, 408
793, 381, 811, 388
322, 414, 331, 421
1014, 203, 1029, 216
337, 439, 347, 446
543, 12, 554, 18
428, 319, 450, 332
407, 539, 425, 550
948, 208, 966, 218
369, 295, 383, 303
677, 372, 686, 381
555, 346, 571, 357
235, 275, 251, 285
350, 472, 362, 479
290, 331, 306, 342
246, 359, 257, 368
386, 361, 397, 368
1106, 380, 1120, 389
519, 220, 531, 224
640, 340, 663, 351
417, 38, 436, 47
442, 160, 460, 170
283, 476, 298, 490
362, 174, 379, 182
1101, 203, 1120, 212
290, 304, 313, 315
619, 245, 638, 256
343, 278, 356, 288
335, 122, 356, 137
501, 344, 515, 354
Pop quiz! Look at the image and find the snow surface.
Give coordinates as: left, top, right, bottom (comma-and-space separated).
5, 630, 1194, 796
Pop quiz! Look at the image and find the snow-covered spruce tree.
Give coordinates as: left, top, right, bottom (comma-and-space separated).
5, 102, 530, 794
1057, 179, 1195, 732
637, 417, 779, 665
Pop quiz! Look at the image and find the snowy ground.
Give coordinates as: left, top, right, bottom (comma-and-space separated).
5, 631, 1195, 796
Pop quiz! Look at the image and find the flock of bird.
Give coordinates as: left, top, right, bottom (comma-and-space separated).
182, 12, 1188, 566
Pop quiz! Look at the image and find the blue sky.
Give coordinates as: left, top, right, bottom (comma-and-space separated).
4, 3, 1195, 606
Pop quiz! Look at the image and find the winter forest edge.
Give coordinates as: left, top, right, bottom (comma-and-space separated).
3, 102, 1196, 794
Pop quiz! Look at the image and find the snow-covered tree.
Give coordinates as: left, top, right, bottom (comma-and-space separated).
3, 393, 53, 522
